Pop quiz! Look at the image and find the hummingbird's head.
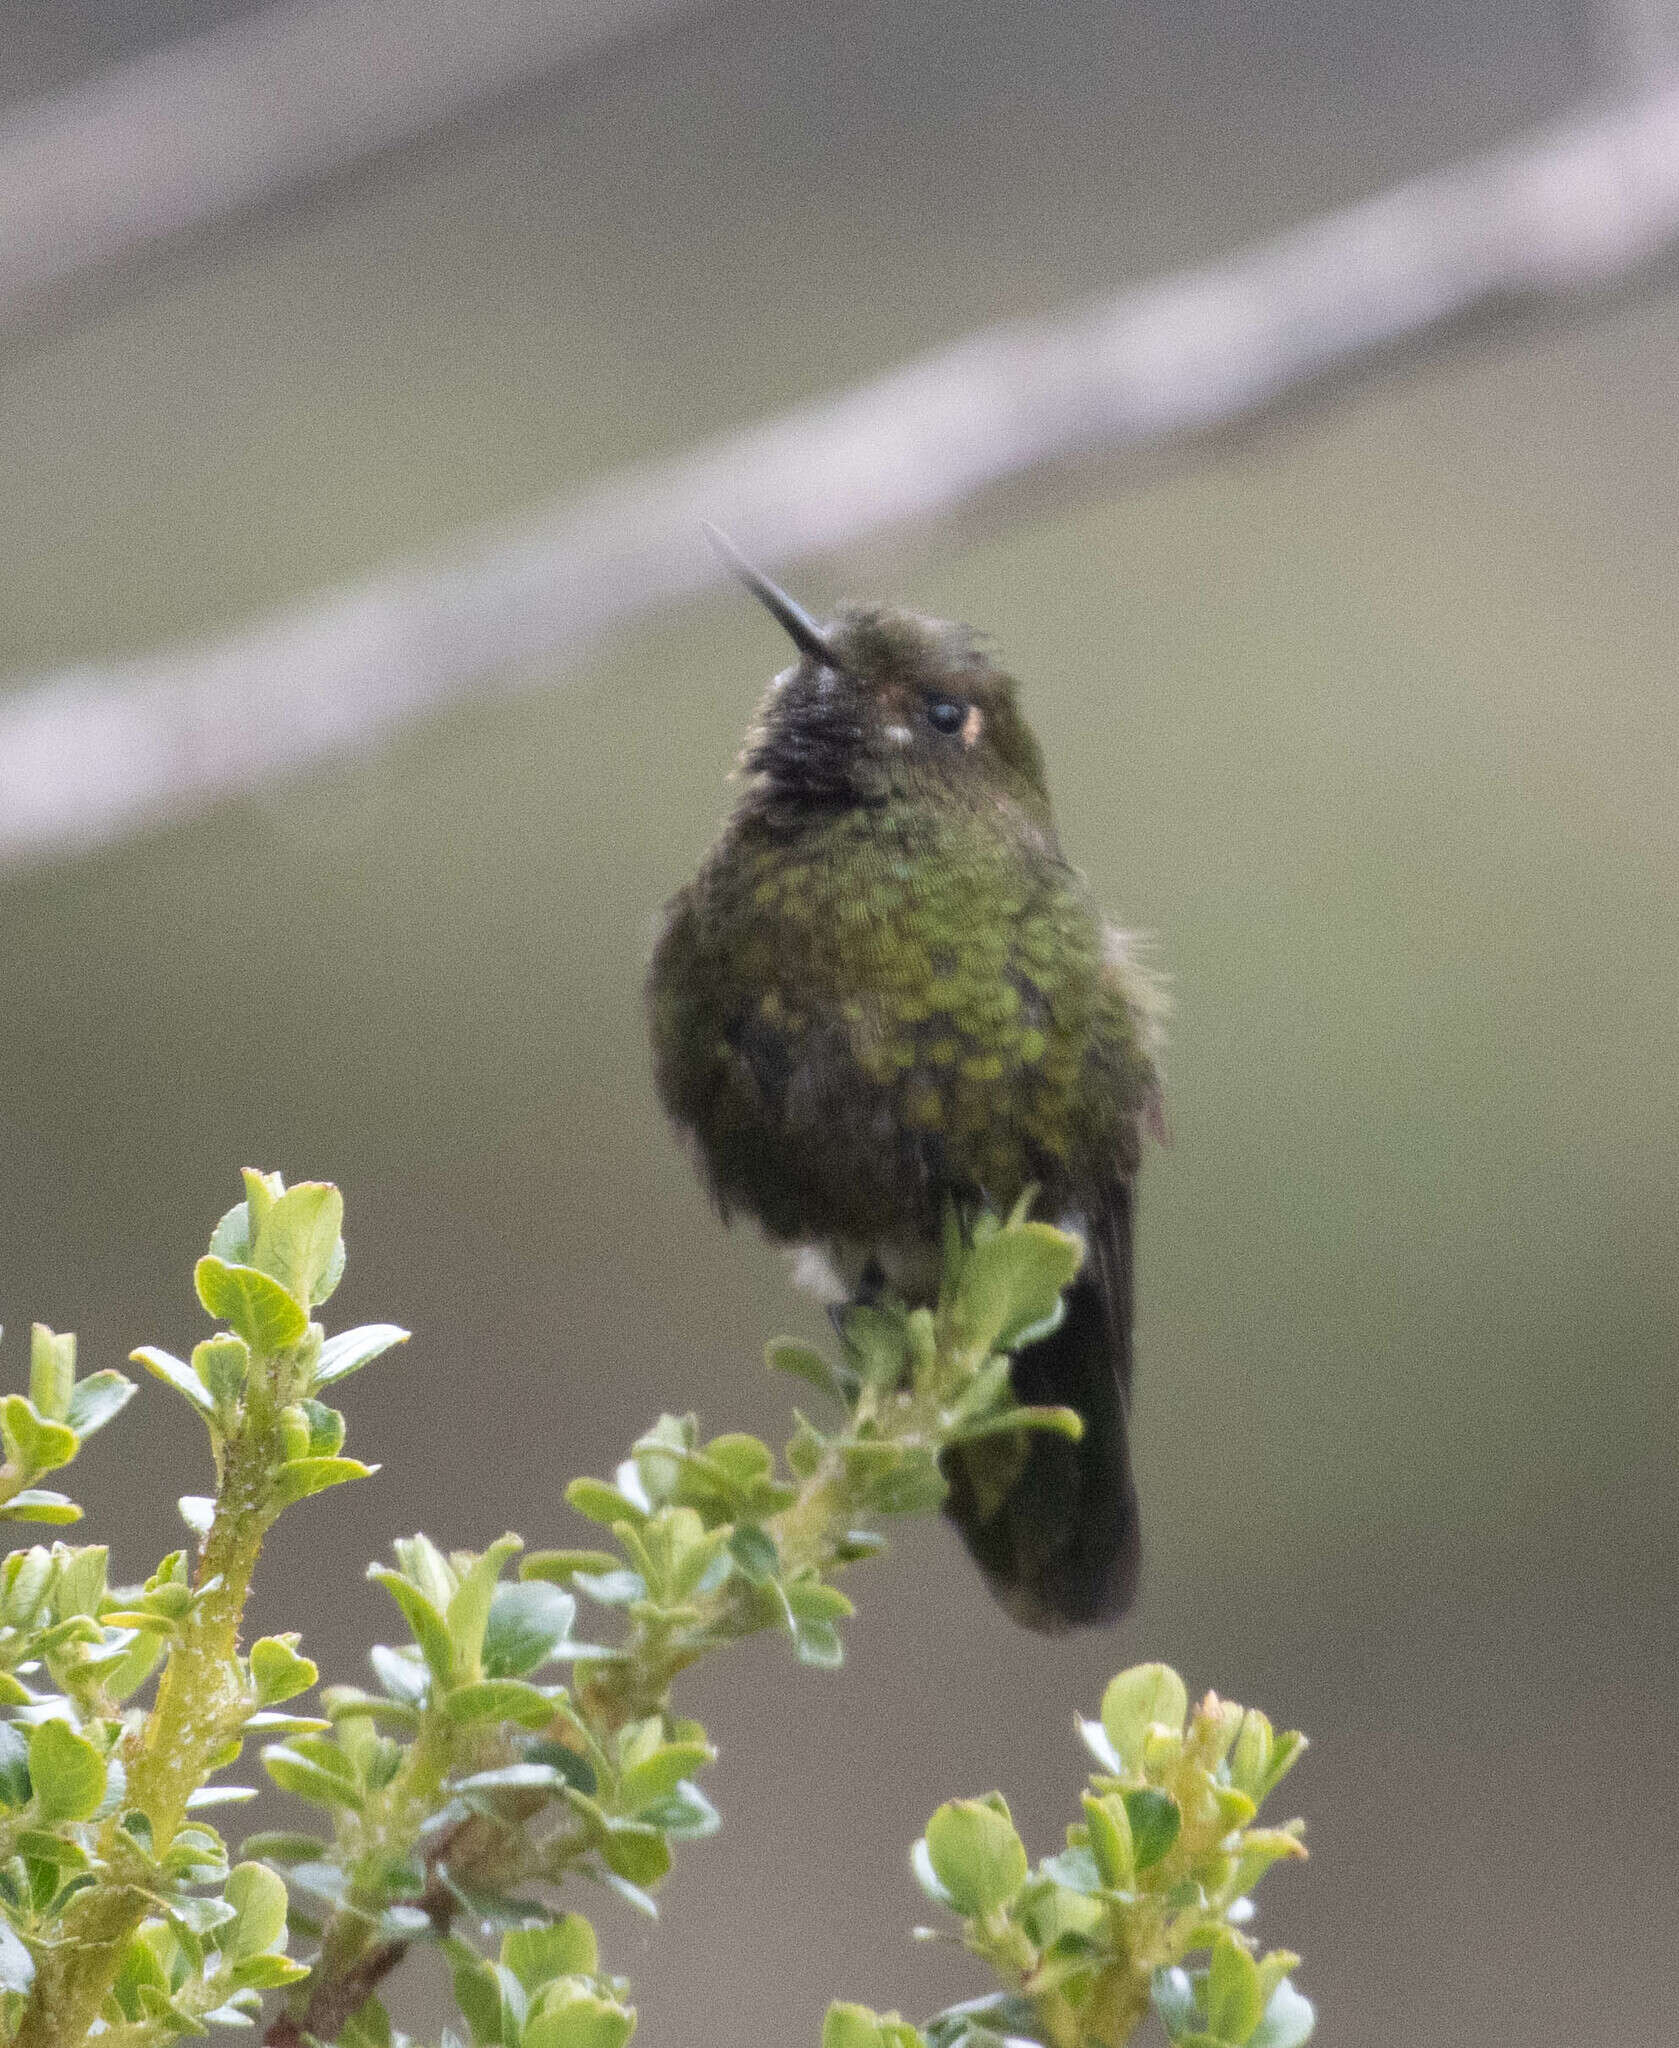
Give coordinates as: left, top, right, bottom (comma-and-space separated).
709, 535, 1053, 822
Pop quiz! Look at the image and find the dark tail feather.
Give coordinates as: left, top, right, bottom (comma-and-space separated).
941, 1265, 1141, 1632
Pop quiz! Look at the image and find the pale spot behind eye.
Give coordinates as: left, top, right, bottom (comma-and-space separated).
883, 724, 913, 746
961, 705, 985, 746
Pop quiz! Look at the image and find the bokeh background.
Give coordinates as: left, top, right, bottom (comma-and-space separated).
1, 1, 1676, 2042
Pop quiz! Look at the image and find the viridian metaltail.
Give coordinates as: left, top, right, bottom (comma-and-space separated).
647, 537, 1166, 1630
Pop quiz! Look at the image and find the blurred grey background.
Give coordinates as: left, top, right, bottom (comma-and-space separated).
0, 1, 1675, 2042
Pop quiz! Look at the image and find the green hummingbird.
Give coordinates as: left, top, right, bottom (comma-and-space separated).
647, 539, 1166, 1630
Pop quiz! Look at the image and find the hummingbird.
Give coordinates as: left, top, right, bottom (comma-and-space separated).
646, 540, 1165, 1630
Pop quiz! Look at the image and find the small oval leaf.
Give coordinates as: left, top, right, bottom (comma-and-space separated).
193, 1259, 308, 1354
312, 1324, 410, 1388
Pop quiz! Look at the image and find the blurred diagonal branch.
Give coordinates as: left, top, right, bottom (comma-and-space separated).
0, 0, 707, 322
6, 82, 1679, 867
1597, 0, 1679, 84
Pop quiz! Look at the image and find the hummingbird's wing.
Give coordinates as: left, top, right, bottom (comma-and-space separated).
942, 1174, 1142, 1631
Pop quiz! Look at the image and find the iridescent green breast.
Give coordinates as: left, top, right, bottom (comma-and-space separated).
648, 792, 1156, 1252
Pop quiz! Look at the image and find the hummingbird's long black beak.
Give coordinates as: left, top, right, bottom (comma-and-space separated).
703, 524, 840, 668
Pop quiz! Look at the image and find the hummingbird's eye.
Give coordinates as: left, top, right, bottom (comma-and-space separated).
926, 697, 967, 736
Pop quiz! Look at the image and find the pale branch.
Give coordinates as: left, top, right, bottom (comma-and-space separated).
5, 83, 1679, 868
0, 0, 708, 323
1596, 0, 1679, 85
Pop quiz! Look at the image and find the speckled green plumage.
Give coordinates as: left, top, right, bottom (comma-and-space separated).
648, 593, 1165, 1629
651, 779, 1157, 1256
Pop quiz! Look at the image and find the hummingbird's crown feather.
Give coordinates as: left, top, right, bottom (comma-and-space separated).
827, 603, 989, 687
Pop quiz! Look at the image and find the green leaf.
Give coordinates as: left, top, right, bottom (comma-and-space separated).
193, 1258, 308, 1353
456, 1761, 572, 1796
565, 1477, 649, 1528
637, 1778, 719, 1839
600, 1821, 670, 1888
447, 1941, 503, 2046
1121, 1787, 1180, 1872
793, 1617, 844, 1668
251, 1635, 318, 1706
668, 1432, 793, 1518
784, 1580, 853, 1623
253, 1183, 345, 1309
727, 1525, 779, 1582
1082, 1791, 1134, 1888
588, 1867, 659, 1920
953, 1221, 1083, 1355
395, 1533, 458, 1611
17, 1826, 90, 1873
192, 1335, 250, 1410
942, 1354, 1014, 1431
1, 1395, 78, 1474
837, 1303, 909, 1390
1206, 1933, 1265, 2044
502, 1914, 598, 1989
130, 1346, 218, 1418
572, 1567, 644, 1606
272, 1457, 377, 1509
3, 1543, 54, 1624
0, 1723, 32, 1808
239, 1169, 280, 1239
1229, 1827, 1308, 1894
28, 1718, 106, 1823
209, 1190, 257, 1264
369, 1643, 431, 1706
335, 1994, 394, 2047
313, 1323, 410, 1387
521, 1549, 622, 1588
179, 1495, 216, 1538
523, 1740, 597, 1798
483, 1580, 577, 1679
1101, 1663, 1189, 1773
618, 1741, 713, 1813
445, 1680, 559, 1728
67, 1546, 116, 1617
910, 1837, 954, 1907
284, 1858, 348, 1913
951, 1402, 1083, 1446
1260, 1732, 1308, 1800
766, 1337, 854, 1403
297, 1398, 345, 1457
232, 1954, 310, 1991
823, 2004, 888, 2048
922, 1796, 1028, 1916
0, 1490, 80, 1524
1228, 1711, 1272, 1798
1041, 1845, 1103, 1895
0, 1916, 35, 1994
236, 1831, 328, 1866
370, 1564, 456, 1679
64, 1370, 135, 1439
446, 1536, 523, 1679
246, 1709, 331, 1737
28, 1327, 76, 1423
224, 1861, 290, 1958
160, 1820, 230, 1880
785, 1414, 826, 1478
841, 1441, 948, 1515
1248, 1979, 1315, 2048
523, 1983, 636, 2048
262, 1744, 363, 1811
1152, 1968, 1199, 2040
